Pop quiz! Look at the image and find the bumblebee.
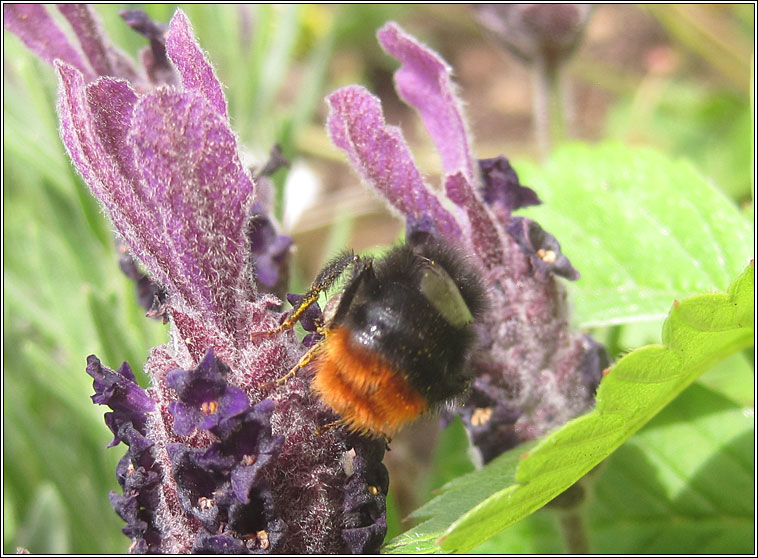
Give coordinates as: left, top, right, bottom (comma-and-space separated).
270, 236, 486, 439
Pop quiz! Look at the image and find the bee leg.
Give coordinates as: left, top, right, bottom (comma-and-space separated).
315, 417, 347, 436
252, 250, 361, 339
272, 341, 324, 386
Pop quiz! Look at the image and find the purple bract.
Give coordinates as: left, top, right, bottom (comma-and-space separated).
327, 22, 606, 462
5, 6, 385, 553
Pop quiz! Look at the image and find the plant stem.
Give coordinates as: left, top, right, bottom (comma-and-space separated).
532, 59, 568, 160
559, 509, 589, 554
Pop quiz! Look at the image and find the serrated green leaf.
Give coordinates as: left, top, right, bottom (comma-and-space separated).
439, 263, 753, 552
516, 143, 753, 327
384, 263, 753, 553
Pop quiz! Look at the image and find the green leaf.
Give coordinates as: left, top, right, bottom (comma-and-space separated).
382, 439, 539, 554
588, 383, 754, 553
469, 509, 564, 554
383, 263, 753, 553
696, 350, 754, 407
516, 143, 753, 328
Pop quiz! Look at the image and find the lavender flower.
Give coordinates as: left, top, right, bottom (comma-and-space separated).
6, 6, 385, 553
7, 5, 607, 552
327, 22, 607, 464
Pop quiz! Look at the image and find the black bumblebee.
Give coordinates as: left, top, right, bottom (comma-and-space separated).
270, 235, 486, 438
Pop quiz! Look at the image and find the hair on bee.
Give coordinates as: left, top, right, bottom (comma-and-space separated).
271, 235, 487, 439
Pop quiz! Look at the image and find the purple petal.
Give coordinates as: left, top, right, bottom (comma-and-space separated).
247, 210, 293, 291
109, 491, 143, 533
127, 88, 255, 330
165, 350, 229, 405
327, 85, 462, 240
120, 10, 178, 87
254, 252, 280, 287
4, 4, 95, 81
217, 385, 251, 420
168, 401, 201, 436
195, 443, 237, 472
56, 65, 174, 300
378, 22, 475, 183
479, 155, 541, 217
86, 78, 141, 179
341, 436, 388, 554
169, 445, 221, 507
197, 412, 222, 434
213, 399, 281, 458
119, 9, 168, 41
86, 355, 155, 445
165, 9, 227, 119
230, 465, 257, 503
444, 172, 505, 268
505, 216, 580, 280
57, 4, 140, 83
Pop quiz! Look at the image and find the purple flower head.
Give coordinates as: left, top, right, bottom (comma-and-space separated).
7, 8, 388, 553
475, 4, 592, 70
327, 22, 607, 462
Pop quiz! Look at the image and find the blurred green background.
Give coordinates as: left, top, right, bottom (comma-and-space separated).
3, 4, 753, 553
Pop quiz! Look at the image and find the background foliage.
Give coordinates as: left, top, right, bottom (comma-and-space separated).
3, 5, 753, 553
